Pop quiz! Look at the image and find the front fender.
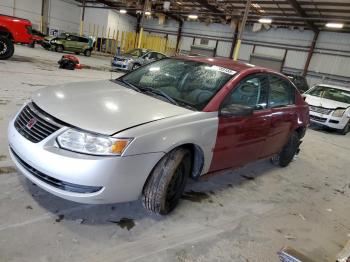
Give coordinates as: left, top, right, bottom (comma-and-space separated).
117, 112, 219, 175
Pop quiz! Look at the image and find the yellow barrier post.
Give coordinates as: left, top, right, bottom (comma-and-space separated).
137, 28, 143, 48
105, 27, 110, 54
94, 25, 99, 51
121, 31, 125, 53
115, 30, 119, 55
100, 26, 105, 53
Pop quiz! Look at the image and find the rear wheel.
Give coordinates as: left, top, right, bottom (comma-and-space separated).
55, 45, 64, 53
84, 49, 91, 57
271, 132, 300, 167
340, 121, 350, 135
0, 36, 14, 60
142, 148, 191, 215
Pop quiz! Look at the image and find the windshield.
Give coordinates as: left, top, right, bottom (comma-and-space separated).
120, 58, 236, 110
306, 85, 350, 104
124, 49, 147, 57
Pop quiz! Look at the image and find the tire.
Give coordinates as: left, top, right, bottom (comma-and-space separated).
55, 45, 64, 53
271, 132, 300, 167
142, 148, 191, 215
132, 63, 141, 70
0, 36, 14, 60
340, 121, 350, 135
84, 49, 91, 57
29, 41, 35, 48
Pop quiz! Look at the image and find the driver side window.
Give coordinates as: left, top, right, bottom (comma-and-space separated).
222, 74, 268, 110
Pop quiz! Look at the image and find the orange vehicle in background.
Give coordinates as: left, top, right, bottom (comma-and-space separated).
0, 14, 33, 59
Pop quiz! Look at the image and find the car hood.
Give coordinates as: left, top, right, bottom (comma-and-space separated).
304, 95, 350, 109
115, 54, 138, 60
32, 80, 192, 135
44, 36, 56, 41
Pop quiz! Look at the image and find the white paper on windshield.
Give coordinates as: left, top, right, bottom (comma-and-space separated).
210, 65, 236, 75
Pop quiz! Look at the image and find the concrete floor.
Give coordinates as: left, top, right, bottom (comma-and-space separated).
1, 45, 350, 262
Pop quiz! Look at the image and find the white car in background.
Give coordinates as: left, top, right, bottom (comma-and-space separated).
303, 84, 350, 135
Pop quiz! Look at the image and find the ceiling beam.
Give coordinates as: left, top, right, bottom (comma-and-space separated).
286, 0, 319, 32
195, 0, 225, 17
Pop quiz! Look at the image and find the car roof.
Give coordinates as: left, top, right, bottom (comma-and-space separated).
0, 14, 30, 22
174, 55, 264, 73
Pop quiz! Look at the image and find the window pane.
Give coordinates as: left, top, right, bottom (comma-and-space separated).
223, 75, 268, 110
269, 75, 295, 107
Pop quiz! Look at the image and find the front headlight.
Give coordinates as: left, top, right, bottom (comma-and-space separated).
57, 129, 132, 156
332, 108, 346, 117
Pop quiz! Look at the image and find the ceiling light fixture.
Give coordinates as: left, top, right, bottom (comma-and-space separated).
326, 23, 343, 29
145, 11, 151, 16
120, 9, 127, 14
258, 18, 272, 24
188, 14, 198, 19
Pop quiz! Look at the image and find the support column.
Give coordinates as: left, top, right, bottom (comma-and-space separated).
229, 20, 239, 59
137, 0, 149, 48
175, 20, 183, 53
80, 0, 86, 36
40, 0, 49, 34
303, 30, 319, 77
233, 0, 251, 61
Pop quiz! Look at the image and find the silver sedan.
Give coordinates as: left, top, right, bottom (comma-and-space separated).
111, 48, 167, 71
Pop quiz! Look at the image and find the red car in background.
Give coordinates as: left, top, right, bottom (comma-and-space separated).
0, 14, 33, 59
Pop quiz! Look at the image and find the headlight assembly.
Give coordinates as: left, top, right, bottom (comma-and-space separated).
332, 108, 346, 117
57, 129, 132, 156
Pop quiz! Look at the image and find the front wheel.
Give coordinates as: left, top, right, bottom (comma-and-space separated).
142, 148, 191, 215
0, 36, 14, 60
84, 49, 91, 57
55, 45, 64, 53
271, 132, 300, 167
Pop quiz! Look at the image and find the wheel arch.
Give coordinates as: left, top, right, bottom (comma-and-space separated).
171, 143, 205, 179
0, 27, 13, 40
295, 125, 306, 139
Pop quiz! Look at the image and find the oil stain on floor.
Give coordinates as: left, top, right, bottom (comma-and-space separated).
0, 166, 17, 174
181, 190, 210, 203
109, 218, 135, 231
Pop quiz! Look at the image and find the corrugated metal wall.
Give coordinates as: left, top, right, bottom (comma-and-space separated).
143, 19, 350, 87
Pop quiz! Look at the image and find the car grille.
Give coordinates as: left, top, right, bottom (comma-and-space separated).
10, 148, 102, 194
309, 106, 332, 115
310, 115, 327, 123
14, 103, 63, 143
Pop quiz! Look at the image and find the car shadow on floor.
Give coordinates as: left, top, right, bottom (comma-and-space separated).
19, 158, 277, 225
308, 124, 343, 136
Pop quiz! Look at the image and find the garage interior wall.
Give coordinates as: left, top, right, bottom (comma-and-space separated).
143, 18, 350, 87
0, 0, 80, 32
0, 0, 136, 36
83, 7, 136, 37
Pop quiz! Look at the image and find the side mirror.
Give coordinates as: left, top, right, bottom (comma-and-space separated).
220, 104, 254, 117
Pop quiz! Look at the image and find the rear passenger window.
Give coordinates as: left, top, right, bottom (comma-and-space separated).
222, 74, 269, 110
79, 37, 89, 43
268, 75, 295, 107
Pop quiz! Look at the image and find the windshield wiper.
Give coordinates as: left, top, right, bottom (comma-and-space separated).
139, 86, 178, 106
115, 79, 141, 92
